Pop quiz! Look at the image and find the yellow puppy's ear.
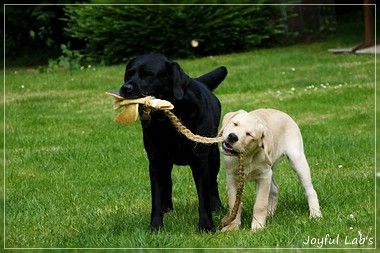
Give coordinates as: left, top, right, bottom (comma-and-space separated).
261, 127, 273, 166
218, 110, 247, 136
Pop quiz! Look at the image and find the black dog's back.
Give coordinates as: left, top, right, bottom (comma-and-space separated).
195, 66, 227, 91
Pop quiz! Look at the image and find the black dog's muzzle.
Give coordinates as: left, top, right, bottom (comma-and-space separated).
119, 81, 141, 99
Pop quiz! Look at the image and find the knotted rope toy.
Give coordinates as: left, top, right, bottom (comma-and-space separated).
221, 153, 245, 227
106, 90, 244, 227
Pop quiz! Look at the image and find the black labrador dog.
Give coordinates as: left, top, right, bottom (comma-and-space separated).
119, 54, 227, 231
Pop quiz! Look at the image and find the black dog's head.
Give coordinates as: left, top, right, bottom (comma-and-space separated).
119, 54, 191, 101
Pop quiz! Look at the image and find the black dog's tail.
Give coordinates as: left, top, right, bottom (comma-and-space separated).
195, 66, 227, 91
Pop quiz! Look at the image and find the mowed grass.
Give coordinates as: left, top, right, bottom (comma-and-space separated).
4, 39, 376, 250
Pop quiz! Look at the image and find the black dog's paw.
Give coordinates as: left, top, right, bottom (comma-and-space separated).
150, 216, 164, 231
149, 224, 163, 232
198, 218, 215, 233
198, 223, 216, 233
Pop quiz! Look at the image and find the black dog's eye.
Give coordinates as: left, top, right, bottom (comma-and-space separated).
140, 71, 154, 78
127, 69, 135, 78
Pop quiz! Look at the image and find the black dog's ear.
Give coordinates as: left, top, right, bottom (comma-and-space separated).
167, 61, 191, 100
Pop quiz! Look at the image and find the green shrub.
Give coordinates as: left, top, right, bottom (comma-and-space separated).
64, 5, 284, 64
47, 43, 82, 71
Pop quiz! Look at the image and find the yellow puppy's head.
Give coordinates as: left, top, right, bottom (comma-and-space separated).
219, 110, 272, 165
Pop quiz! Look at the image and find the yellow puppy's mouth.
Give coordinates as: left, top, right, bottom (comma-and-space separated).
222, 141, 238, 155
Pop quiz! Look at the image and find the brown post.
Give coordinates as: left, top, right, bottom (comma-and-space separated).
354, 0, 375, 51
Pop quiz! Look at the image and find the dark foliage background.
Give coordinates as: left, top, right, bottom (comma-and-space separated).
64, 5, 284, 64
4, 1, 372, 67
5, 5, 64, 51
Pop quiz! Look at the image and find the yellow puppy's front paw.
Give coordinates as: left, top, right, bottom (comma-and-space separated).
251, 221, 265, 232
310, 209, 322, 219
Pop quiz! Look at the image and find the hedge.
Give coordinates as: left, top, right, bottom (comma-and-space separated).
64, 5, 284, 64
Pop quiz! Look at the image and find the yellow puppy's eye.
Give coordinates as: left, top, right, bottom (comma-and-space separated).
246, 132, 252, 137
233, 122, 238, 126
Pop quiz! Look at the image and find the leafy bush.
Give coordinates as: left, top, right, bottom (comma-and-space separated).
4, 4, 79, 66
47, 43, 83, 71
64, 5, 284, 64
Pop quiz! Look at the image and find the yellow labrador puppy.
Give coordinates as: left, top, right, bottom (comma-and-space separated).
220, 109, 322, 232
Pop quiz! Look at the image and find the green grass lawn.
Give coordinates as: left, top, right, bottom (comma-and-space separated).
3, 38, 376, 251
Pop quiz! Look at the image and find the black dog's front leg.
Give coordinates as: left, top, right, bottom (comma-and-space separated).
149, 161, 173, 231
191, 161, 215, 232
